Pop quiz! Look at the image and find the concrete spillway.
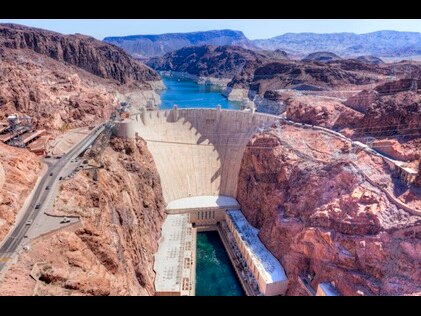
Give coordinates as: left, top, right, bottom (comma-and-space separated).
114, 107, 278, 204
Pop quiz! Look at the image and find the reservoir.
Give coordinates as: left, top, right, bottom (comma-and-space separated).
196, 231, 244, 296
159, 77, 242, 110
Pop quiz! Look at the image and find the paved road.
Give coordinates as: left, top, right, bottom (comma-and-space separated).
0, 124, 105, 271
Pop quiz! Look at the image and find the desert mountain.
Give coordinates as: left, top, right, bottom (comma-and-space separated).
104, 29, 255, 58
107, 29, 421, 59
302, 51, 342, 62
253, 31, 421, 57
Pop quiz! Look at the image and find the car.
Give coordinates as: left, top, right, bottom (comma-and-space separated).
25, 219, 33, 225
60, 217, 71, 224
35, 204, 40, 209
49, 172, 53, 176
45, 186, 49, 190
59, 176, 63, 180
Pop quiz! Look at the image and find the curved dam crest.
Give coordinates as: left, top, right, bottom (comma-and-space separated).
114, 107, 278, 204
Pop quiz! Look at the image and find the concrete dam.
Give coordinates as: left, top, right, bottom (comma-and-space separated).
114, 107, 288, 296
114, 107, 278, 204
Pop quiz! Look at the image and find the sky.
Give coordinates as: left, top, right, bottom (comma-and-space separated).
0, 19, 420, 40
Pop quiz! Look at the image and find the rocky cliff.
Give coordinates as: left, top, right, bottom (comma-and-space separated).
344, 79, 421, 138
0, 24, 163, 132
0, 136, 165, 295
237, 127, 420, 296
243, 60, 375, 94
0, 23, 160, 85
0, 143, 42, 242
147, 45, 268, 80
416, 161, 421, 187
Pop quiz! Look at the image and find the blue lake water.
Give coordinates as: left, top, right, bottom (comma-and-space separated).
196, 231, 245, 296
159, 77, 242, 110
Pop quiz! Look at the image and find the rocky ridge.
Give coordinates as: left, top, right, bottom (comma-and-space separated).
302, 51, 342, 62
253, 31, 421, 58
104, 29, 256, 58
0, 137, 165, 295
147, 45, 269, 83
0, 143, 42, 242
237, 127, 421, 296
0, 23, 160, 85
0, 24, 164, 133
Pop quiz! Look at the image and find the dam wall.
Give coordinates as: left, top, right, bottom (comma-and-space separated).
114, 107, 278, 203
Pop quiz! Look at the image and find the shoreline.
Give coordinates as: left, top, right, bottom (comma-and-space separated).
159, 71, 286, 114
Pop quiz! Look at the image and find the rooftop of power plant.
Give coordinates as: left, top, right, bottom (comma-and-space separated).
226, 210, 287, 284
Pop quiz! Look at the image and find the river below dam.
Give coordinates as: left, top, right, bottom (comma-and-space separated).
196, 231, 244, 296
159, 77, 242, 110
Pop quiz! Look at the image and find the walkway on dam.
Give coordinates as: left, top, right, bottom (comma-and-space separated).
166, 196, 239, 212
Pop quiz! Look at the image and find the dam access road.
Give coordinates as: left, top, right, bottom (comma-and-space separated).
0, 124, 106, 272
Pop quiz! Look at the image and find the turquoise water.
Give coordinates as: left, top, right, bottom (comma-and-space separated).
196, 231, 245, 296
159, 77, 242, 110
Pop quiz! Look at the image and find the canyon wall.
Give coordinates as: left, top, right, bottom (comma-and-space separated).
237, 127, 420, 296
0, 136, 165, 295
0, 24, 167, 296
0, 143, 42, 242
0, 23, 164, 132
0, 23, 159, 85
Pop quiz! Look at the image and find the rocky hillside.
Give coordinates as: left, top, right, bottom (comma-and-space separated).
0, 23, 160, 85
147, 45, 268, 79
344, 79, 421, 137
0, 136, 165, 295
302, 51, 342, 62
356, 56, 385, 65
253, 31, 421, 57
148, 45, 383, 98
244, 60, 375, 93
0, 24, 163, 132
0, 143, 42, 242
104, 29, 255, 58
237, 127, 421, 296
416, 161, 421, 187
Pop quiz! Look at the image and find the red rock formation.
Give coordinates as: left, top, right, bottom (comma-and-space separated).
147, 45, 268, 79
241, 60, 377, 94
237, 128, 421, 296
415, 160, 421, 188
0, 23, 164, 133
344, 80, 421, 138
372, 139, 419, 162
0, 136, 165, 295
0, 49, 119, 131
285, 96, 364, 129
0, 143, 42, 241
0, 23, 160, 85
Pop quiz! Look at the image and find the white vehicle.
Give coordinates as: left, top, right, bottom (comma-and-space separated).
25, 219, 33, 225
60, 217, 70, 224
